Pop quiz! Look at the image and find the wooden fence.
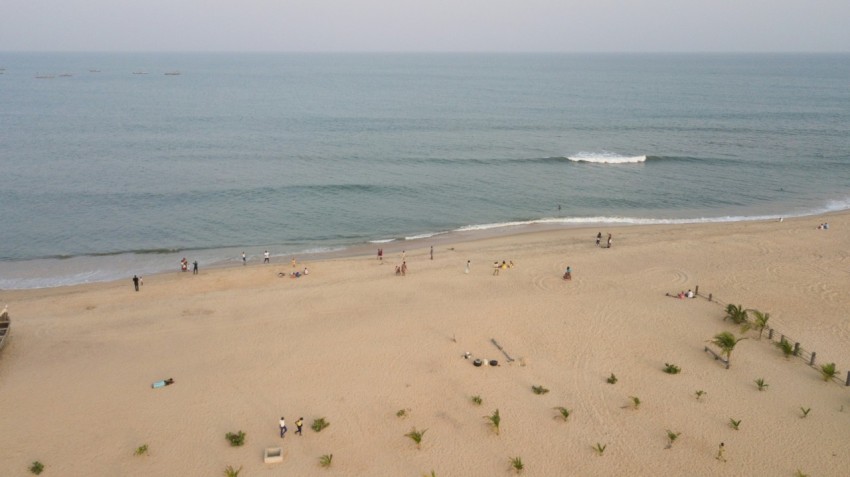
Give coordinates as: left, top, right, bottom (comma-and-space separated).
693, 286, 850, 386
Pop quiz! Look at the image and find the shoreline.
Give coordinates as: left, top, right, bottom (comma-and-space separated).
2, 207, 847, 291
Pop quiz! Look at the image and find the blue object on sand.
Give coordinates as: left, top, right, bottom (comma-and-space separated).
151, 378, 174, 389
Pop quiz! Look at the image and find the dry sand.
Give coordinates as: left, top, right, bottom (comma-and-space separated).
1, 213, 849, 476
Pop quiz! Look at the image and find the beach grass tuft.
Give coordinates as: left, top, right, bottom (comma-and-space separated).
510, 456, 524, 473
319, 454, 333, 468
485, 409, 501, 435
606, 373, 618, 384
224, 465, 242, 477
532, 385, 549, 395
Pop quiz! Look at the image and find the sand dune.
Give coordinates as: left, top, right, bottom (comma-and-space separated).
1, 213, 849, 476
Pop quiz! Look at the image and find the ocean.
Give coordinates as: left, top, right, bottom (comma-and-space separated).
1, 53, 849, 289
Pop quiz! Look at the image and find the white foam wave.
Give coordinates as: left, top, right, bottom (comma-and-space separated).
567, 152, 647, 164
404, 231, 448, 241
368, 238, 396, 244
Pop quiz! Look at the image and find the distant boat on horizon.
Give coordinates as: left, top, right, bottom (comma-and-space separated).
132, 71, 148, 75
59, 73, 73, 77
89, 69, 101, 73
164, 71, 181, 76
34, 74, 55, 79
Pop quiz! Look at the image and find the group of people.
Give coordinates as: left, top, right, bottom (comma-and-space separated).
395, 261, 408, 276
279, 267, 309, 278
180, 257, 199, 274
492, 260, 514, 275
596, 232, 613, 248
278, 416, 304, 439
817, 222, 830, 230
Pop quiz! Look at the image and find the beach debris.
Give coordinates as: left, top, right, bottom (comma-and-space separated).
151, 378, 174, 389
473, 359, 483, 367
264, 447, 283, 464
491, 338, 515, 363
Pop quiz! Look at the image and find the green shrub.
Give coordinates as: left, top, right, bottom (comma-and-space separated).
532, 385, 549, 395
134, 444, 149, 456
663, 363, 681, 374
606, 373, 618, 384
319, 454, 333, 468
485, 409, 501, 435
510, 456, 524, 473
405, 428, 427, 449
225, 431, 245, 447
820, 362, 838, 381
471, 395, 482, 405
29, 461, 45, 475
224, 465, 242, 477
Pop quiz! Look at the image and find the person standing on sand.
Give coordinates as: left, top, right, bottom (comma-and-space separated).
378, 248, 383, 261
279, 417, 287, 438
264, 250, 270, 264
193, 260, 198, 275
715, 442, 726, 462
242, 252, 246, 265
402, 250, 406, 261
596, 232, 602, 247
295, 417, 303, 436
401, 261, 408, 276
465, 260, 470, 274
132, 275, 140, 291
607, 233, 612, 248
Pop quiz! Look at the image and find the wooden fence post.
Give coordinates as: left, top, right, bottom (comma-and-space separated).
695, 285, 699, 296
708, 293, 712, 302
846, 371, 850, 387
793, 342, 800, 356
767, 328, 774, 340
809, 352, 816, 366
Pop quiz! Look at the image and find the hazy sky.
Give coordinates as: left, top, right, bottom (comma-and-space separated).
2, 0, 849, 52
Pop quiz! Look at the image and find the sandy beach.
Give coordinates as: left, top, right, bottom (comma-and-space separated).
1, 212, 849, 476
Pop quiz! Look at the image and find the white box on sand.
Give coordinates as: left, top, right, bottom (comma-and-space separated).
264, 447, 283, 464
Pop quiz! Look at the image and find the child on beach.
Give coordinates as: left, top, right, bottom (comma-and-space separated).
563, 266, 572, 280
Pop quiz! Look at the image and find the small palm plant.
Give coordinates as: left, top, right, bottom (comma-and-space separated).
553, 406, 571, 421
820, 362, 838, 382
319, 454, 333, 468
754, 378, 769, 391
593, 443, 607, 456
471, 395, 483, 405
800, 407, 811, 418
724, 304, 749, 324
729, 418, 741, 430
134, 444, 149, 456
396, 408, 409, 418
694, 390, 706, 401
485, 409, 501, 435
709, 331, 746, 369
510, 456, 524, 473
663, 363, 681, 374
532, 385, 549, 395
776, 338, 795, 358
405, 428, 427, 449
224, 465, 242, 477
743, 309, 770, 339
665, 430, 681, 449
312, 417, 330, 432
606, 373, 618, 384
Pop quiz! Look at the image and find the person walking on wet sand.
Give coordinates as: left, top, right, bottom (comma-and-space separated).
430, 245, 433, 260
607, 233, 612, 248
378, 248, 383, 262
264, 250, 270, 264
193, 260, 198, 275
242, 251, 246, 265
596, 232, 602, 247
132, 275, 140, 291
295, 417, 304, 436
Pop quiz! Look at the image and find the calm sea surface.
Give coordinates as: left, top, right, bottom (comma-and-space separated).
1, 53, 849, 288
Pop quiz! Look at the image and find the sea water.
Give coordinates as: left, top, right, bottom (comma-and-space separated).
1, 53, 849, 288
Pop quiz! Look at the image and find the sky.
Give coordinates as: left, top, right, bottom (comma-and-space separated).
2, 0, 849, 53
